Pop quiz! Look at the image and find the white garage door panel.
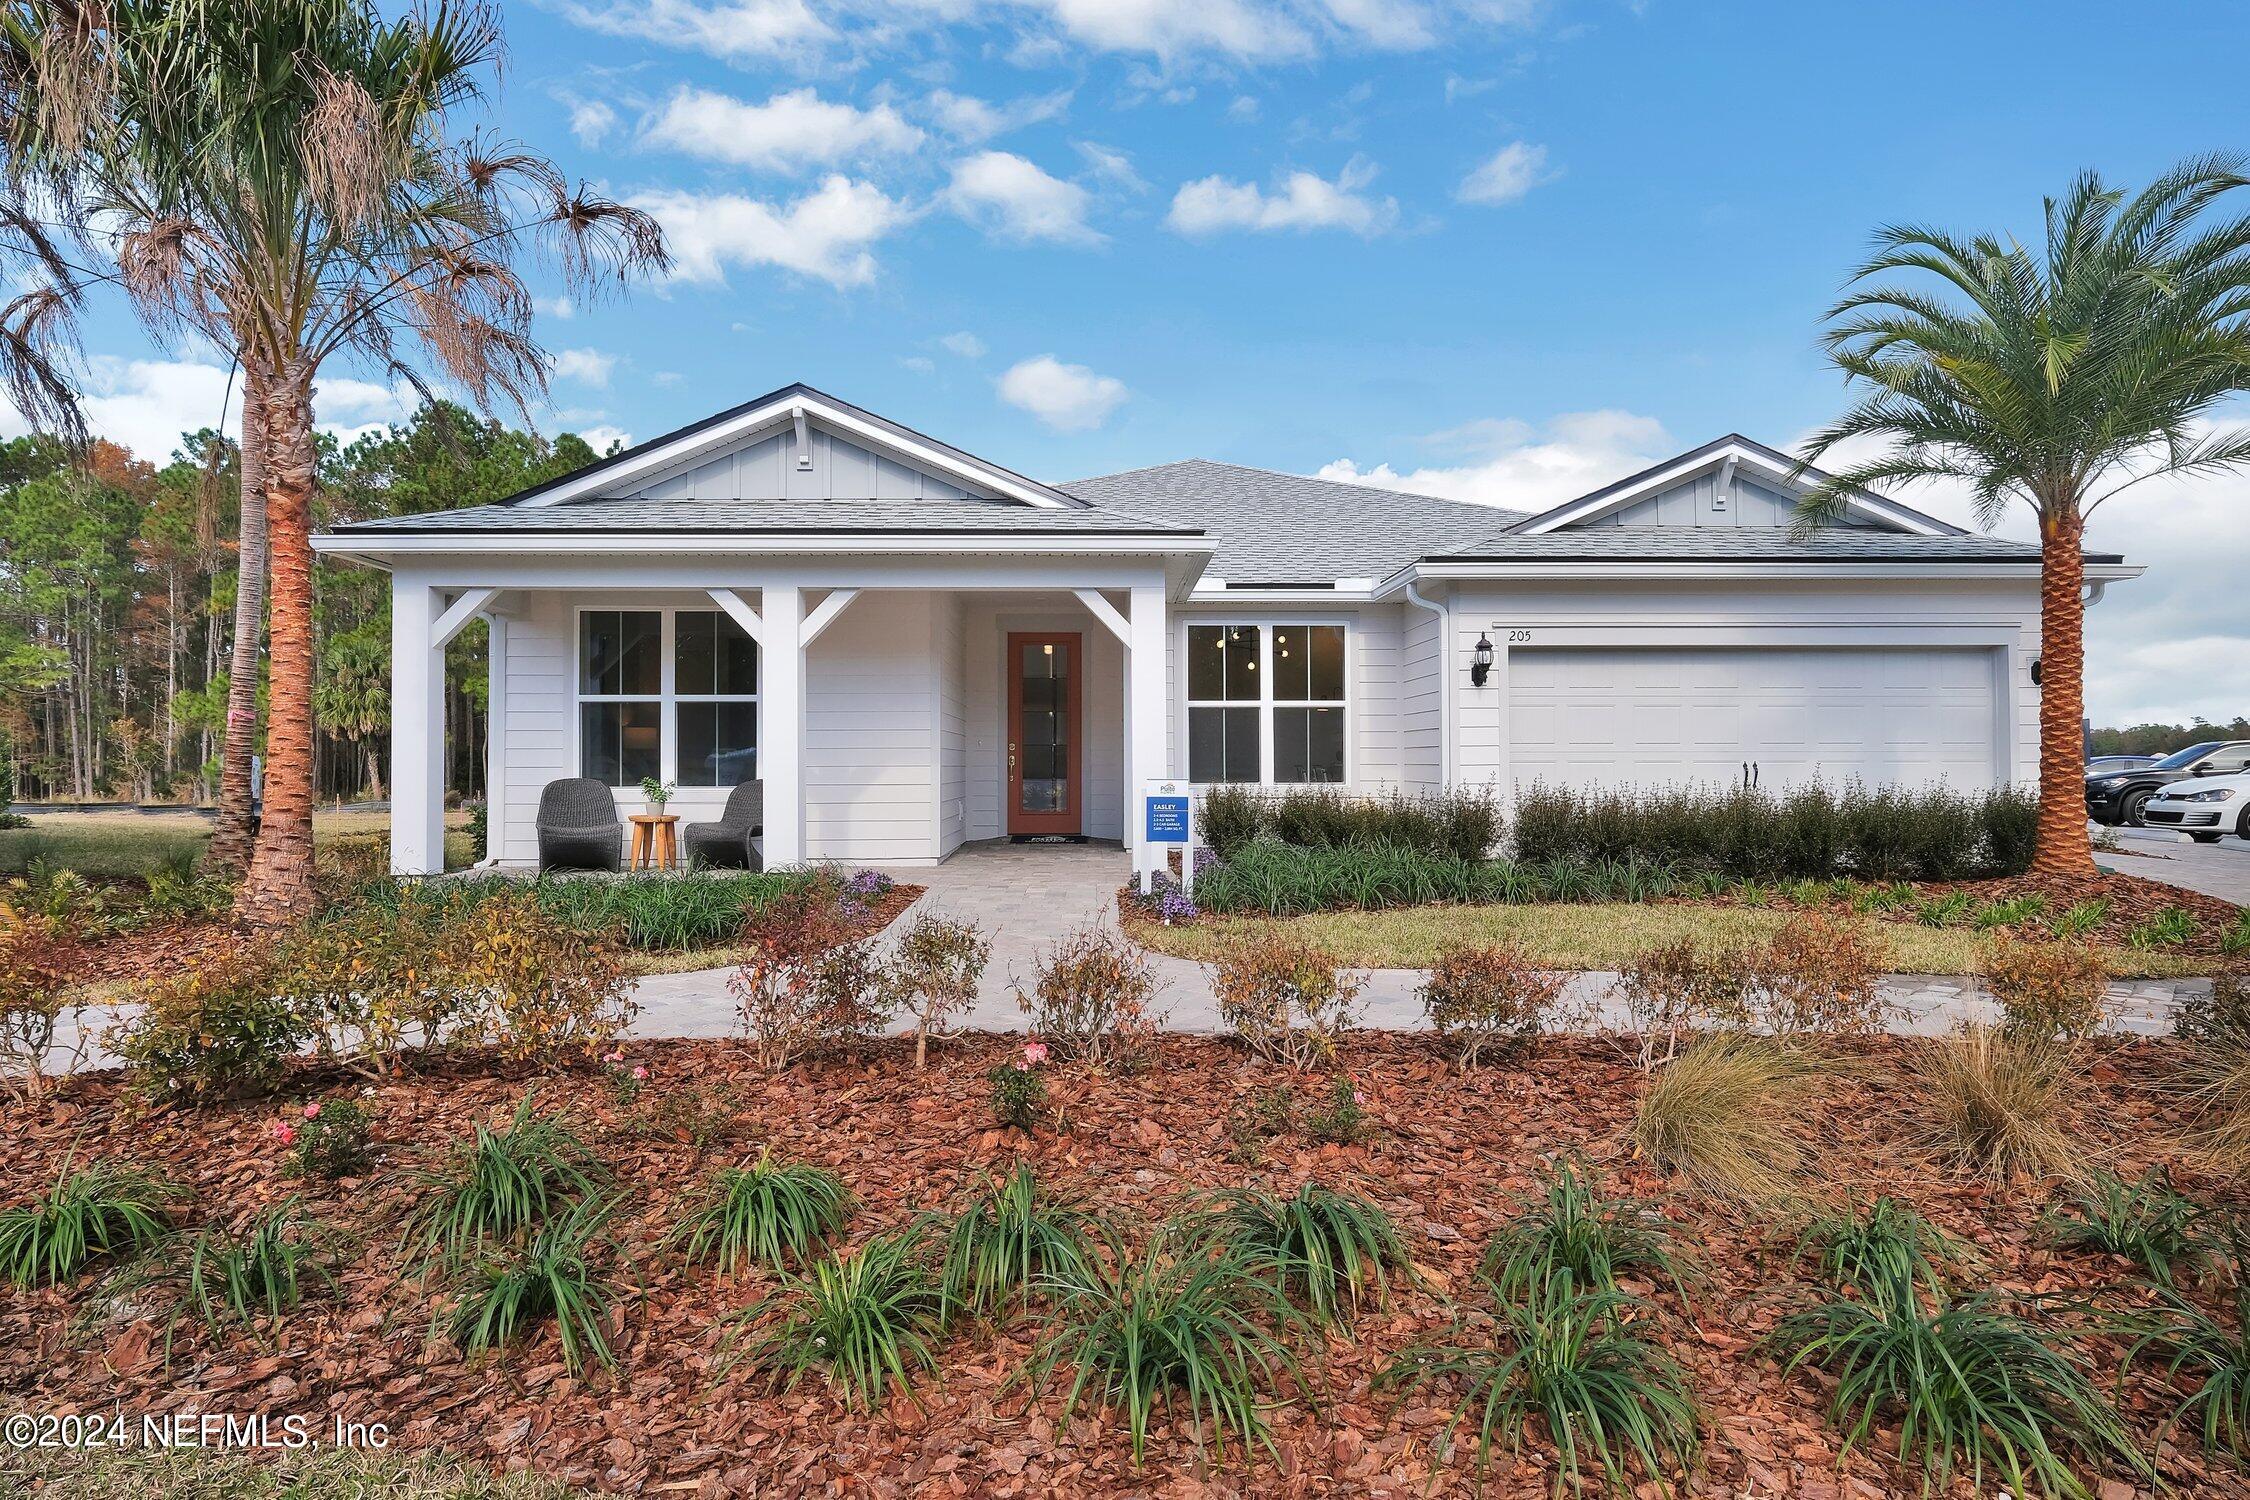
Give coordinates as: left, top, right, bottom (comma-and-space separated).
1509, 647, 1997, 792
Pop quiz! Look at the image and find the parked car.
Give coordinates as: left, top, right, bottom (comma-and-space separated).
2086, 754, 2158, 773
2143, 771, 2250, 843
2086, 740, 2250, 827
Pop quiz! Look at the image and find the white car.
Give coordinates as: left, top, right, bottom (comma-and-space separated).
2142, 772, 2250, 843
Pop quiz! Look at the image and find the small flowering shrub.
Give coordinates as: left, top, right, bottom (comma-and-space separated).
1013, 927, 1161, 1068
1982, 935, 2109, 1043
1155, 883, 1198, 924
0, 908, 79, 1103
283, 894, 461, 1066
1418, 941, 1575, 1066
602, 1050, 651, 1104
989, 1042, 1050, 1129
112, 950, 314, 1100
439, 891, 638, 1067
730, 886, 891, 1071
1303, 1075, 1373, 1145
888, 912, 992, 1068
1745, 910, 1888, 1039
1208, 932, 1365, 1070
289, 1095, 375, 1180
1614, 938, 1754, 1070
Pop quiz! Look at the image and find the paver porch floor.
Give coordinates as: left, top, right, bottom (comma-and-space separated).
628, 840, 2209, 1042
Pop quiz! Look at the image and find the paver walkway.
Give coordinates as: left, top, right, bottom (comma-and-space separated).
629, 840, 2210, 1042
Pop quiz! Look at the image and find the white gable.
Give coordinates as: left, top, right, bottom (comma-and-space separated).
1590, 471, 1879, 529
1515, 437, 1960, 537
627, 421, 990, 502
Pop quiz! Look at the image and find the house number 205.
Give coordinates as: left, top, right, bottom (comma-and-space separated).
1506, 629, 1533, 643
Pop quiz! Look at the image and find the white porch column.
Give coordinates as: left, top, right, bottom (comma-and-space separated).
1125, 583, 1167, 853
482, 609, 507, 864
389, 577, 445, 876
761, 584, 805, 866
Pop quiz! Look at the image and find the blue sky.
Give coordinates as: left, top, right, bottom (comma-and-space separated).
19, 0, 2250, 725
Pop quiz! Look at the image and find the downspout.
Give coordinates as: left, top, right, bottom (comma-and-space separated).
1403, 577, 1455, 788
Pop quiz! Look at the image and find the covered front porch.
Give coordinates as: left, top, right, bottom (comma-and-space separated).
380, 564, 1179, 875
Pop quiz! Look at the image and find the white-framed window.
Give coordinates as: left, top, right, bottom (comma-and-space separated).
1185, 622, 1349, 785
576, 607, 759, 788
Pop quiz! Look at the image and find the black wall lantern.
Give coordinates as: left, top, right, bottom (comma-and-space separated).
2030, 656, 2043, 687
1470, 633, 1495, 687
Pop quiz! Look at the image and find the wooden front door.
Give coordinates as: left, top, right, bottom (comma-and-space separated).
1006, 632, 1082, 837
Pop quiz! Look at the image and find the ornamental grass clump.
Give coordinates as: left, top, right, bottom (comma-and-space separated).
1772, 1218, 2147, 1500
407, 1095, 608, 1267
1983, 934, 2110, 1042
2044, 1168, 2209, 1285
1481, 1158, 1685, 1304
729, 1227, 949, 1410
886, 912, 991, 1068
446, 1196, 621, 1375
1194, 1180, 1407, 1325
1419, 941, 1577, 1066
0, 1160, 176, 1289
1208, 932, 1364, 1069
187, 1197, 331, 1331
1632, 1034, 1813, 1205
937, 1163, 1106, 1320
1382, 1268, 1700, 1497
1022, 1227, 1308, 1466
1912, 1025, 2080, 1183
670, 1150, 853, 1276
1013, 926, 1160, 1067
2118, 1223, 2250, 1464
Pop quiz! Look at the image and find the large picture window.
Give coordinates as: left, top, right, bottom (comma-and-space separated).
577, 608, 759, 788
1186, 622, 1348, 785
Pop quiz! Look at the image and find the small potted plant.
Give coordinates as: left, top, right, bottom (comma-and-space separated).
639, 776, 676, 816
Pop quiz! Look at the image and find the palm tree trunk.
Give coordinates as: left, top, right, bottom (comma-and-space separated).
207, 360, 268, 870
2030, 506, 2095, 880
237, 361, 319, 926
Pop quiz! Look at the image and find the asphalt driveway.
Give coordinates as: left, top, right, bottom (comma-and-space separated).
2093, 823, 2250, 905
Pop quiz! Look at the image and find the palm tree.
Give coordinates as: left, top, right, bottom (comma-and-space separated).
0, 0, 666, 923
1796, 158, 2250, 880
206, 359, 265, 875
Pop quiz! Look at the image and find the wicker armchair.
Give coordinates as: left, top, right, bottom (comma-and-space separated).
684, 780, 764, 870
536, 778, 623, 871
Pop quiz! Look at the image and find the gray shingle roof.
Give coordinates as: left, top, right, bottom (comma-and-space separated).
1429, 527, 2117, 564
328, 498, 1200, 537
1061, 459, 1528, 584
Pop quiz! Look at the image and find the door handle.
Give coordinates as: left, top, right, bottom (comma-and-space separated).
1008, 742, 1017, 770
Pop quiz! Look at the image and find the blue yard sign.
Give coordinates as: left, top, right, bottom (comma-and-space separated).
1145, 793, 1191, 843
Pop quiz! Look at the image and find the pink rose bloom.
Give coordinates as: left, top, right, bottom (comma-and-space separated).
303, 1102, 321, 1120
271, 1122, 296, 1147
603, 1050, 624, 1065
632, 1065, 649, 1081
1023, 1041, 1050, 1066
1352, 1089, 1368, 1107
1013, 1060, 1029, 1072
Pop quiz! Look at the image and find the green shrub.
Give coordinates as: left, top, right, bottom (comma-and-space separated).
1791, 1197, 1962, 1300
289, 1096, 375, 1180
1194, 840, 1496, 915
0, 911, 78, 1103
446, 1196, 619, 1374
360, 869, 825, 952
1195, 1180, 1407, 1325
886, 912, 990, 1068
0, 1161, 176, 1289
671, 1150, 852, 1276
937, 1164, 1104, 1319
1197, 783, 1265, 856
1012, 927, 1159, 1067
2044, 1168, 2208, 1285
1481, 1159, 1684, 1303
1383, 1269, 1700, 1496
1022, 1227, 1307, 1465
729, 1228, 949, 1410
1984, 936, 2109, 1042
188, 1198, 330, 1330
1197, 786, 1498, 861
987, 1042, 1050, 1129
111, 950, 313, 1100
408, 1096, 607, 1267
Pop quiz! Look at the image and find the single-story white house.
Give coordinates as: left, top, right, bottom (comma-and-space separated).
312, 383, 2140, 875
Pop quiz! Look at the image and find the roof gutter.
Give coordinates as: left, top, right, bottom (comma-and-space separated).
1375, 560, 2141, 595
1403, 578, 1455, 786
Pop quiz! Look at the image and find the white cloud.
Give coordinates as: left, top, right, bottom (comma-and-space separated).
926, 88, 1072, 142
566, 98, 618, 148
1226, 94, 1261, 122
899, 354, 937, 373
551, 348, 618, 387
938, 331, 986, 358
1166, 157, 1396, 236
997, 355, 1127, 430
1315, 408, 1671, 510
538, 295, 575, 320
1457, 140, 1552, 205
1025, 0, 1314, 60
944, 151, 1102, 245
576, 423, 634, 452
553, 0, 834, 63
1074, 140, 1147, 192
0, 358, 431, 460
1319, 0, 1433, 48
644, 86, 923, 173
630, 178, 912, 289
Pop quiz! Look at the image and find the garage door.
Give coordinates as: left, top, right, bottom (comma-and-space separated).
1507, 647, 2000, 792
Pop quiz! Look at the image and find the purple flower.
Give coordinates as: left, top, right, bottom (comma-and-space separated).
843, 869, 893, 898
1157, 888, 1198, 923
1192, 847, 1220, 875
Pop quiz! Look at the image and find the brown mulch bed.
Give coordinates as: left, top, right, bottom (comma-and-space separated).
4, 1034, 2243, 1496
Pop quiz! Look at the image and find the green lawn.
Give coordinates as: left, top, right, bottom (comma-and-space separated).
1129, 901, 2211, 979
0, 1445, 574, 1500
0, 808, 475, 878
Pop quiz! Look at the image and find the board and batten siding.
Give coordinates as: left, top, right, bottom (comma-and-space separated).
1593, 472, 1876, 529
625, 424, 989, 503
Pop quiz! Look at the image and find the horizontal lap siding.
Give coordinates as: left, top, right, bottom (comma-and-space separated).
937, 597, 967, 857
806, 591, 942, 863
1399, 603, 1444, 793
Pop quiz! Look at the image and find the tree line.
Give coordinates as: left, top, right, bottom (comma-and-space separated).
2090, 718, 2250, 758
0, 406, 607, 808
